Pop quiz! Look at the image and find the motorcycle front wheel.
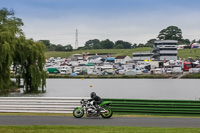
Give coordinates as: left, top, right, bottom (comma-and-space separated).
73, 107, 84, 118
101, 107, 113, 118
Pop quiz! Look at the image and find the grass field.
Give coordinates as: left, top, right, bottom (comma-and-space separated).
177, 49, 200, 59
0, 125, 199, 133
47, 74, 175, 79
45, 48, 200, 60
45, 47, 151, 58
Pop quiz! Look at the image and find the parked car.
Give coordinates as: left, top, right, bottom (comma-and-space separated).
125, 70, 137, 75
155, 68, 162, 74
102, 69, 115, 75
136, 70, 143, 75
140, 68, 146, 73
46, 68, 60, 74
195, 65, 200, 68
74, 70, 81, 75
60, 69, 71, 75
172, 67, 183, 74
118, 70, 125, 75
166, 68, 173, 74
115, 69, 123, 74
189, 68, 200, 73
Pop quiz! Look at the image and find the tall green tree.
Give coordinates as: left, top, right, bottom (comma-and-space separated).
14, 37, 46, 92
39, 40, 51, 50
137, 43, 145, 47
99, 39, 114, 49
178, 39, 190, 45
145, 39, 156, 47
0, 8, 23, 90
114, 40, 132, 49
39, 40, 51, 47
132, 43, 137, 48
65, 44, 73, 52
114, 44, 124, 49
0, 8, 46, 92
49, 44, 56, 51
157, 26, 182, 41
55, 44, 65, 51
85, 39, 100, 49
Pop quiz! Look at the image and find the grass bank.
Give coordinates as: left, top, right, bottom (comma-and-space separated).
45, 47, 151, 58
47, 74, 175, 79
45, 48, 200, 59
181, 73, 200, 79
178, 49, 200, 59
12, 73, 200, 79
0, 112, 199, 118
0, 125, 199, 133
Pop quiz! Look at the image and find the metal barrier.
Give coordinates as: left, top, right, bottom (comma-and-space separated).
103, 98, 200, 116
0, 97, 88, 113
0, 97, 200, 115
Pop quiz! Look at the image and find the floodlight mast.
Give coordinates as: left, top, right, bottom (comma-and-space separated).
75, 29, 78, 49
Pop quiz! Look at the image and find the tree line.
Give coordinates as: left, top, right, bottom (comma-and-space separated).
41, 26, 200, 51
0, 8, 46, 92
80, 26, 199, 50
39, 40, 73, 52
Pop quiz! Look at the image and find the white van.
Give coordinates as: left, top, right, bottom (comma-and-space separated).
173, 67, 183, 74
155, 68, 162, 74
60, 68, 72, 75
189, 68, 200, 73
166, 68, 173, 74
125, 70, 137, 75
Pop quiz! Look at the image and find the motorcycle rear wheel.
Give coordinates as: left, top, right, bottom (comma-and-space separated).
73, 107, 84, 118
101, 107, 113, 118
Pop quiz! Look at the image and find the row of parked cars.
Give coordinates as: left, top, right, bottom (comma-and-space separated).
150, 67, 183, 74
189, 65, 200, 73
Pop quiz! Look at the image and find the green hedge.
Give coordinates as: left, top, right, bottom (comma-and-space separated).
102, 98, 200, 116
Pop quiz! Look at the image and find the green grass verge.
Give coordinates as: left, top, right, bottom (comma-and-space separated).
11, 73, 175, 79
1, 112, 200, 118
45, 48, 200, 59
0, 125, 199, 133
12, 73, 200, 79
47, 74, 174, 79
181, 73, 200, 79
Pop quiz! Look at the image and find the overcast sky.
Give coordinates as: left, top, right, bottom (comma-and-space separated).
1, 0, 200, 47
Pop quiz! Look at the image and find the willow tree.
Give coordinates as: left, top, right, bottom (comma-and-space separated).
0, 8, 46, 92
0, 8, 23, 91
14, 38, 46, 93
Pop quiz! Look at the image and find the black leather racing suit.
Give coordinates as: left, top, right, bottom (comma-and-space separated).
88, 95, 103, 106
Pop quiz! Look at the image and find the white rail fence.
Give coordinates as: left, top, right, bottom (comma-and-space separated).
0, 97, 89, 113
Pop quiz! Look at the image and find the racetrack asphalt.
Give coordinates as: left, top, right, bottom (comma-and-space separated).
0, 115, 200, 127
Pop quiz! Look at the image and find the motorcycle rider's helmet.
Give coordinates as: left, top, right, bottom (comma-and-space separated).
90, 92, 96, 98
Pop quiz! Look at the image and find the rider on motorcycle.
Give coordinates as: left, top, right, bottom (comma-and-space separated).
88, 92, 103, 113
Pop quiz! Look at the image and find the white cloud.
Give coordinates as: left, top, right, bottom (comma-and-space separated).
21, 6, 200, 48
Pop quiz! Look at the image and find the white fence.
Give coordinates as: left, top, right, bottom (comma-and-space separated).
0, 97, 89, 113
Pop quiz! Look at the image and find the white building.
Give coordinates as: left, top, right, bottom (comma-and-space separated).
152, 40, 178, 61
132, 52, 153, 61
115, 56, 132, 64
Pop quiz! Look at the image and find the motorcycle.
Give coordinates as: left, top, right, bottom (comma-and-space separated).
73, 99, 113, 118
